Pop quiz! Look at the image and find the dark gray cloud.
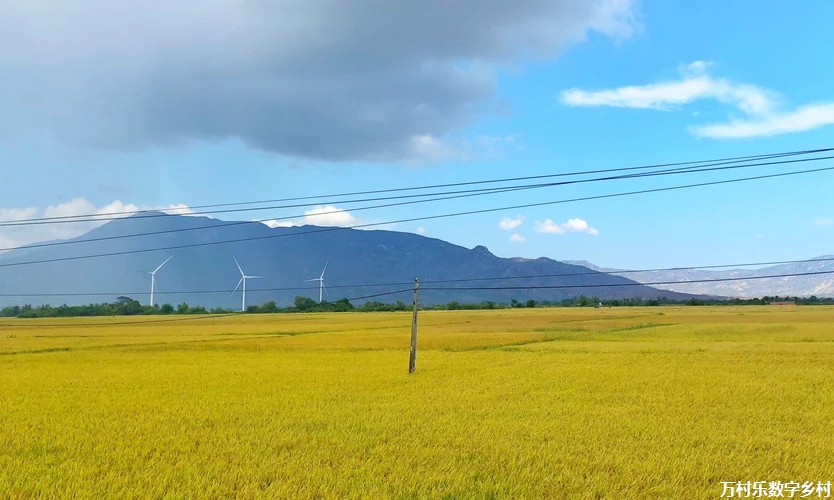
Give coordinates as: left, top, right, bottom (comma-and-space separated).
0, 0, 635, 162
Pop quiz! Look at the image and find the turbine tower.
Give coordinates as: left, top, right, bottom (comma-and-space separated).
232, 257, 263, 312
305, 262, 328, 303
147, 256, 173, 307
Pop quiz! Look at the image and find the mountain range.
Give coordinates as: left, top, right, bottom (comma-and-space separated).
0, 212, 701, 308
566, 258, 834, 298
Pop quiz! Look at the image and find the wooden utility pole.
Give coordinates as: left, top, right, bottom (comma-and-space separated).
409, 278, 420, 374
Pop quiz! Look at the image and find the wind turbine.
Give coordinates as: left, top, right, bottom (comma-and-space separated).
147, 255, 173, 307
232, 257, 263, 312
305, 262, 328, 303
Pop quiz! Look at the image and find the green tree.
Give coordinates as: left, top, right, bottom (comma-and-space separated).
332, 298, 354, 312
1, 306, 20, 317
115, 296, 142, 315
260, 301, 279, 313
293, 296, 317, 311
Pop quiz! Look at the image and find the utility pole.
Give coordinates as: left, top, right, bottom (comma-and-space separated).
409, 278, 420, 374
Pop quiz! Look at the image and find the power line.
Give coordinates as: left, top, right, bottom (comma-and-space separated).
5, 151, 832, 230
0, 285, 402, 298
3, 257, 833, 298
2, 146, 831, 227
5, 152, 831, 253
2, 163, 833, 269
419, 257, 834, 284
422, 269, 834, 291
2, 269, 832, 328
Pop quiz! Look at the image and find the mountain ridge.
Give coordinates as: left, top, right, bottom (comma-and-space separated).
565, 257, 834, 298
0, 212, 705, 308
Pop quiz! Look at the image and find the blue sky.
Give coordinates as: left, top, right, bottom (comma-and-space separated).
1, 0, 833, 269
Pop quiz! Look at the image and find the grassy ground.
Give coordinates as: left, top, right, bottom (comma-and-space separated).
1, 306, 833, 498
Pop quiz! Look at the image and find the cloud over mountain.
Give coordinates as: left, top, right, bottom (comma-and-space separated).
0, 198, 193, 251
0, 1, 635, 162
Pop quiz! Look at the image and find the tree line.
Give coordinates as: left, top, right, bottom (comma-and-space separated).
2, 294, 832, 319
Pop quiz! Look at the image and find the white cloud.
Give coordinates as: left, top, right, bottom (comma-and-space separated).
162, 204, 196, 216
0, 200, 366, 251
0, 1, 637, 162
509, 233, 526, 243
813, 218, 833, 227
0, 207, 38, 223
0, 198, 194, 251
262, 205, 360, 229
561, 61, 834, 139
534, 219, 565, 234
561, 62, 773, 114
534, 218, 599, 236
498, 216, 525, 230
302, 205, 358, 227
262, 220, 297, 229
563, 218, 600, 236
0, 207, 39, 250
415, 226, 427, 235
692, 102, 834, 139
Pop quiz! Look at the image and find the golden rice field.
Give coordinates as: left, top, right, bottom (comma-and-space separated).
2, 306, 833, 498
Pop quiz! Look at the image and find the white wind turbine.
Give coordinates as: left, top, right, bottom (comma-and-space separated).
147, 255, 173, 307
305, 262, 328, 303
232, 257, 263, 312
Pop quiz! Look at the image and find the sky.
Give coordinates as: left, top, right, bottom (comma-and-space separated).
2, 0, 834, 270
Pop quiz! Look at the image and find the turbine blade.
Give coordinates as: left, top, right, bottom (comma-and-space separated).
153, 255, 174, 274
320, 261, 328, 279
233, 257, 244, 277
232, 277, 244, 296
